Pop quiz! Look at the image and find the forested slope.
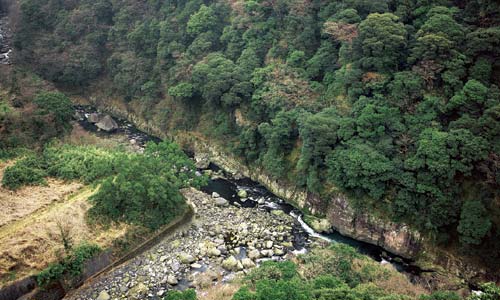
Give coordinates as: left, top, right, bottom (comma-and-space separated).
11, 0, 500, 270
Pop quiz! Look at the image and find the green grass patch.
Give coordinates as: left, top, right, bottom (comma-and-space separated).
36, 242, 101, 288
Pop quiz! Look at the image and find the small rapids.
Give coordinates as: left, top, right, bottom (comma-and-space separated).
74, 105, 425, 282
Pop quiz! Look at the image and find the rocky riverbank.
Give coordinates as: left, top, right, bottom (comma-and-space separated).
186, 139, 422, 259
79, 100, 421, 259
65, 188, 299, 300
80, 99, 496, 288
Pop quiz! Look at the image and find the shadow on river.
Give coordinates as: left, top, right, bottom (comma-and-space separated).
74, 105, 425, 279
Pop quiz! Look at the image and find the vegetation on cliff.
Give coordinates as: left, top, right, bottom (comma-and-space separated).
12, 0, 499, 266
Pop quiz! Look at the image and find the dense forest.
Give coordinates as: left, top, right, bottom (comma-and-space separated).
8, 0, 500, 268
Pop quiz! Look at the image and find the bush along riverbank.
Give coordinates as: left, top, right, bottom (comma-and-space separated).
0, 136, 206, 299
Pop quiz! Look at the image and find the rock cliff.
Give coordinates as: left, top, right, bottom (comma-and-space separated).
189, 140, 421, 259
86, 98, 422, 259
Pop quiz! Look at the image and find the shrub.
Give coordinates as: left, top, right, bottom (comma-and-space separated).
164, 289, 197, 300
245, 261, 298, 286
2, 155, 48, 190
89, 141, 204, 229
468, 282, 500, 300
299, 243, 362, 286
420, 291, 460, 300
36, 263, 66, 288
36, 243, 101, 288
33, 92, 74, 132
43, 144, 125, 183
88, 154, 187, 229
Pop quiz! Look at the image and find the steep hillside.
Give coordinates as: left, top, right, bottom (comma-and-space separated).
6, 0, 500, 282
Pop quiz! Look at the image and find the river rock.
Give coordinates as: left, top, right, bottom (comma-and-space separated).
97, 291, 110, 300
222, 256, 238, 271
191, 263, 202, 269
64, 188, 299, 300
179, 253, 196, 264
208, 247, 221, 257
194, 152, 210, 169
237, 260, 244, 270
211, 192, 220, 198
241, 258, 256, 269
307, 217, 332, 233
88, 113, 101, 123
96, 115, 119, 132
265, 241, 273, 249
166, 275, 178, 285
237, 189, 248, 198
248, 249, 261, 260
214, 197, 229, 207
274, 248, 285, 256
271, 210, 285, 217
130, 282, 148, 297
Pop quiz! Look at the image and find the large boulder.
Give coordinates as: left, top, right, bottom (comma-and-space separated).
208, 247, 221, 257
194, 152, 210, 169
96, 115, 118, 132
166, 275, 178, 285
241, 258, 256, 269
248, 249, 261, 260
129, 283, 148, 298
306, 216, 332, 233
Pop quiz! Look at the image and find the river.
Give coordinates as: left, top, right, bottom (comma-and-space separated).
0, 10, 12, 65
74, 105, 423, 277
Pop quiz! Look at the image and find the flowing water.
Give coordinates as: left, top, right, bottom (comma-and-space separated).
0, 11, 12, 65
74, 105, 423, 280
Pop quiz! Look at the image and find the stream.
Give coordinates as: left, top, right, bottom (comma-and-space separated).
74, 105, 423, 280
0, 10, 12, 65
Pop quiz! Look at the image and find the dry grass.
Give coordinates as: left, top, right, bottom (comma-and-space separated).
0, 186, 130, 287
352, 259, 427, 298
198, 283, 241, 300
64, 123, 130, 149
0, 126, 136, 288
0, 162, 83, 228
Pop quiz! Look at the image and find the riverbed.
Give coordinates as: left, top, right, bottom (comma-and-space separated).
68, 106, 419, 299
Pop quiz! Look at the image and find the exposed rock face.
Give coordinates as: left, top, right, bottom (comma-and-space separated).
190, 141, 421, 259
96, 115, 118, 132
83, 100, 421, 258
325, 195, 420, 258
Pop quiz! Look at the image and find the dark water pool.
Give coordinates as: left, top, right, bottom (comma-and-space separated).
75, 105, 424, 279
